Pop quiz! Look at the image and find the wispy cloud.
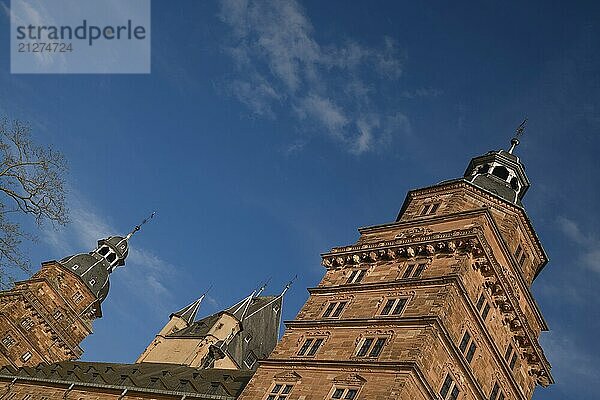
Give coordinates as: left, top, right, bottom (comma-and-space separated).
218, 0, 412, 154
41, 190, 177, 312
541, 330, 600, 390
557, 216, 600, 273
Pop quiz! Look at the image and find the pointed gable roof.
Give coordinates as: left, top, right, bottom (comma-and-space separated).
171, 294, 205, 324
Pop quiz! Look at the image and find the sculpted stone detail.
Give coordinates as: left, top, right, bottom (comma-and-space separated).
273, 371, 302, 382
332, 373, 367, 386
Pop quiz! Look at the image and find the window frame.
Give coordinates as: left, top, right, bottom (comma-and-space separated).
21, 351, 32, 362
328, 386, 360, 399
323, 301, 348, 319
265, 383, 294, 400
1, 334, 16, 348
379, 297, 408, 316
439, 373, 460, 400
458, 330, 477, 364
402, 261, 428, 279
354, 336, 387, 358
347, 269, 366, 284
490, 382, 506, 400
297, 337, 325, 357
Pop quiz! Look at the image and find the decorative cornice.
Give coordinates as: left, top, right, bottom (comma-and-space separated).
396, 180, 548, 274
318, 226, 552, 387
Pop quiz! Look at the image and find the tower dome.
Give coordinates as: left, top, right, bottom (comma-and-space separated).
58, 213, 154, 307
59, 235, 130, 303
463, 121, 530, 206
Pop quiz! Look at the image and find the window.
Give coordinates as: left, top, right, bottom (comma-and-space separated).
490, 382, 505, 400
244, 351, 258, 368
355, 337, 386, 358
402, 262, 427, 279
21, 351, 32, 362
245, 334, 253, 343
509, 351, 518, 370
380, 298, 407, 316
330, 387, 358, 399
440, 374, 460, 400
71, 264, 79, 270
323, 301, 347, 318
72, 291, 84, 304
504, 344, 513, 362
297, 338, 324, 357
504, 343, 518, 369
421, 203, 441, 216
458, 331, 477, 363
266, 383, 293, 400
514, 245, 522, 260
53, 309, 63, 321
21, 317, 34, 330
476, 293, 490, 321
347, 269, 366, 284
106, 252, 117, 263
492, 166, 509, 180
89, 278, 96, 285
1, 334, 15, 348
22, 395, 32, 400
518, 253, 527, 268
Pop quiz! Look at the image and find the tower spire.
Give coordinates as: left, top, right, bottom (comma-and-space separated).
126, 211, 156, 240
508, 117, 527, 154
279, 274, 297, 297
171, 293, 206, 324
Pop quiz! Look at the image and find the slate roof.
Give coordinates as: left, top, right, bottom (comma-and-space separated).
0, 361, 253, 399
172, 295, 205, 324
169, 312, 223, 338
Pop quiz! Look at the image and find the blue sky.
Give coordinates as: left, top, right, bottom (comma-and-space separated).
1, 1, 599, 398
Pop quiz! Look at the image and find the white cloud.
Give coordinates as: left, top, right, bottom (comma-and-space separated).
219, 0, 411, 153
541, 330, 600, 388
557, 216, 600, 273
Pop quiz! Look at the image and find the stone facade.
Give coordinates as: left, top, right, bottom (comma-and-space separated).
238, 179, 552, 400
0, 261, 98, 368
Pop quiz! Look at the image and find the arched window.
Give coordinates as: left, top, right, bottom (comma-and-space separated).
492, 166, 509, 180
510, 177, 519, 190
478, 164, 490, 173
106, 252, 117, 263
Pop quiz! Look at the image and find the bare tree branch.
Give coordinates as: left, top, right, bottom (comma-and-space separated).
0, 117, 68, 287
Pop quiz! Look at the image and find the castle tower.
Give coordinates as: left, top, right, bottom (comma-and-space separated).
0, 234, 132, 367
238, 137, 553, 400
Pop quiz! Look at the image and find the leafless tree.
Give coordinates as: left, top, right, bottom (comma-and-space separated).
0, 118, 68, 288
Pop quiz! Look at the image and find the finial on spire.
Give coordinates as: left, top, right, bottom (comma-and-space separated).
126, 211, 156, 240
280, 275, 298, 297
255, 278, 271, 297
508, 118, 527, 154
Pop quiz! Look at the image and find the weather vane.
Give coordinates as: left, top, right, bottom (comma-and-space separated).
508, 117, 527, 154
126, 211, 156, 240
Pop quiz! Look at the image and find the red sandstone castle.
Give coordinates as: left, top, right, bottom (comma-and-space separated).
0, 137, 552, 399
